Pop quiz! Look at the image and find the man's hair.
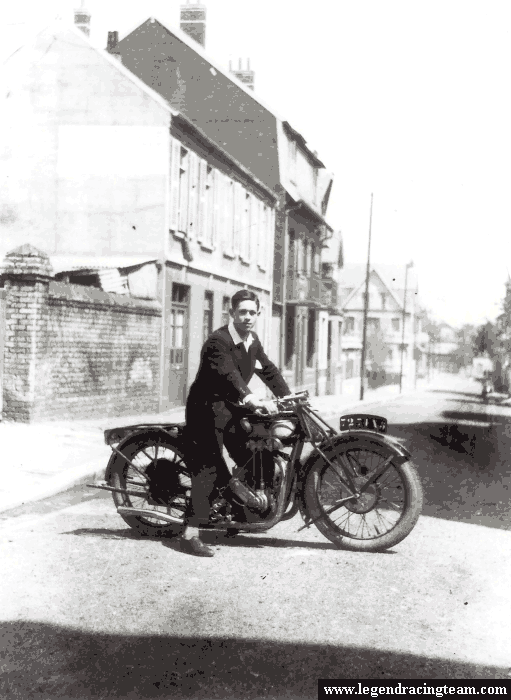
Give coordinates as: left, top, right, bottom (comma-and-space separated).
231, 289, 260, 311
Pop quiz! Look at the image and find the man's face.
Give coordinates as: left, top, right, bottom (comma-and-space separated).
230, 300, 259, 333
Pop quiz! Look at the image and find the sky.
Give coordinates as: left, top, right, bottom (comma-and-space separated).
2, 0, 511, 327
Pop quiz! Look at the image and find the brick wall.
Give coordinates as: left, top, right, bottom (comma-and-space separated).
1, 245, 162, 422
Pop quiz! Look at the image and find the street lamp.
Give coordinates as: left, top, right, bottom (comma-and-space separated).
399, 261, 414, 393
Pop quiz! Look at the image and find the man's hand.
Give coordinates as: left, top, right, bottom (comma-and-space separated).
245, 396, 278, 415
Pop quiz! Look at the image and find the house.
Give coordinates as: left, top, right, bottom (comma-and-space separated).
338, 264, 418, 388
0, 21, 276, 419
114, 15, 336, 396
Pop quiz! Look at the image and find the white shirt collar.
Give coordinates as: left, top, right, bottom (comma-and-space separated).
228, 320, 253, 349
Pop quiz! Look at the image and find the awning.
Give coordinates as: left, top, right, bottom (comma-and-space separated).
50, 255, 158, 275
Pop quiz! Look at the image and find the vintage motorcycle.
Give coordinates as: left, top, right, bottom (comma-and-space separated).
88, 391, 423, 552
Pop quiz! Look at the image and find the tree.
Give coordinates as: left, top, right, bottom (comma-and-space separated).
473, 321, 498, 357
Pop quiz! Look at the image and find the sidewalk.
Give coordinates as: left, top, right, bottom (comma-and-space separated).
0, 378, 425, 515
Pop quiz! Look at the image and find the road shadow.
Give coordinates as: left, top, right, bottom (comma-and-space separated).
64, 527, 341, 552
389, 408, 511, 529
429, 389, 482, 399
0, 620, 507, 699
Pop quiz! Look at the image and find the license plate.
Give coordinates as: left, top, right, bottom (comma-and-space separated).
339, 414, 388, 433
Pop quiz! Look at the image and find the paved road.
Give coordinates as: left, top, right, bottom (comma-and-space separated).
1, 375, 511, 699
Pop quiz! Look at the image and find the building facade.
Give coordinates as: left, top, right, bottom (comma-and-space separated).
115, 17, 336, 397
0, 23, 275, 418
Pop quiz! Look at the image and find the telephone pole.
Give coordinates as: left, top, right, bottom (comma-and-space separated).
360, 194, 373, 401
399, 260, 414, 393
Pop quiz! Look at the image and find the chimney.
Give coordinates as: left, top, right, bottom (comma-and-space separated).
230, 58, 255, 91
180, 1, 207, 48
106, 31, 122, 62
74, 0, 91, 37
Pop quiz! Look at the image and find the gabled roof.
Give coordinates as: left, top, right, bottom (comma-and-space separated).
340, 267, 407, 311
339, 263, 418, 292
1, 21, 177, 117
118, 17, 281, 190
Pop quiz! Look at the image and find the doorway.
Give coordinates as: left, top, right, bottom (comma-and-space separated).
166, 283, 189, 407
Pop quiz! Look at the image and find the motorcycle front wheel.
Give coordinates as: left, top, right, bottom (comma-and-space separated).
110, 432, 191, 538
303, 438, 423, 552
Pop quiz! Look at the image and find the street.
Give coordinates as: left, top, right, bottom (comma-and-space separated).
1, 374, 511, 699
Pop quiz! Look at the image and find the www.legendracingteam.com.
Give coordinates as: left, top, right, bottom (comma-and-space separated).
318, 682, 509, 698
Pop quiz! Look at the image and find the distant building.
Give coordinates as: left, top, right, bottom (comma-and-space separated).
338, 264, 418, 388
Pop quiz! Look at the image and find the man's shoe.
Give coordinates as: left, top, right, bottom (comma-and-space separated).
225, 528, 238, 539
181, 536, 215, 557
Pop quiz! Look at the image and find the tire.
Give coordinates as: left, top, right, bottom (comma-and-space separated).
110, 431, 191, 538
303, 437, 423, 552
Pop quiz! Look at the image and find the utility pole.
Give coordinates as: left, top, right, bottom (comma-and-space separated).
399, 260, 414, 393
359, 194, 373, 401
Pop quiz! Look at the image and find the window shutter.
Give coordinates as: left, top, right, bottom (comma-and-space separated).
215, 172, 224, 251
197, 158, 208, 244
248, 194, 258, 263
233, 182, 243, 257
178, 148, 189, 236
258, 204, 268, 271
169, 138, 180, 233
187, 151, 199, 239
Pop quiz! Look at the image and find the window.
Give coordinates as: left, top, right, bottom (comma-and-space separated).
224, 179, 235, 256
172, 284, 188, 304
187, 151, 199, 239
257, 201, 268, 271
307, 309, 315, 368
222, 295, 230, 326
203, 291, 213, 342
344, 317, 355, 334
178, 147, 189, 235
392, 318, 400, 332
368, 317, 380, 331
170, 284, 189, 366
240, 192, 251, 263
202, 165, 215, 248
380, 293, 387, 310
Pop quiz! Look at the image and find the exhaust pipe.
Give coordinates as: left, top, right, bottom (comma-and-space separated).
117, 506, 183, 525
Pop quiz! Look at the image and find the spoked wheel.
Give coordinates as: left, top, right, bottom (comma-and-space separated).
110, 432, 191, 537
304, 438, 423, 551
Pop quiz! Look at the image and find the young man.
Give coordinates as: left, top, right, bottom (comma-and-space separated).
181, 289, 290, 557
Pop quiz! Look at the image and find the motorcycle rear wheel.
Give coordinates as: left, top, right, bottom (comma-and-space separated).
110, 432, 190, 538
303, 438, 423, 552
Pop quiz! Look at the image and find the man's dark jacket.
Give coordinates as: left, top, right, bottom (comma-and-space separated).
186, 325, 290, 416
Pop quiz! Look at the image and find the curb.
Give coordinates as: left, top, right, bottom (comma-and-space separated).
0, 456, 107, 516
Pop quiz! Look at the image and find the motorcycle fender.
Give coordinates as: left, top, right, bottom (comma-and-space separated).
104, 428, 186, 484
296, 430, 411, 501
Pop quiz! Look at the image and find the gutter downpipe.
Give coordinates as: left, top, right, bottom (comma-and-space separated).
280, 201, 302, 377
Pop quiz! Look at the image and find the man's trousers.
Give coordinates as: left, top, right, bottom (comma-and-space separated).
184, 399, 251, 527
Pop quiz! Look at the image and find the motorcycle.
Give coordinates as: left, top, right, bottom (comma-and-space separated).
88, 391, 423, 552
